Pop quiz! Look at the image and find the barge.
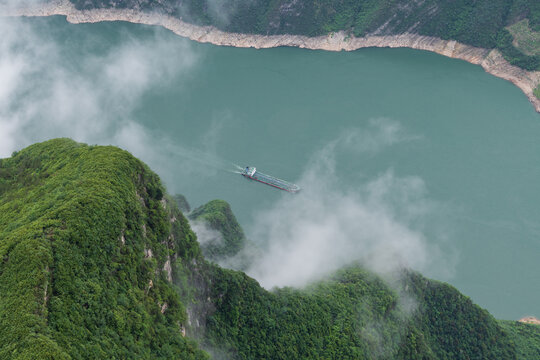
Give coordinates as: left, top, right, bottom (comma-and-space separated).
241, 166, 300, 193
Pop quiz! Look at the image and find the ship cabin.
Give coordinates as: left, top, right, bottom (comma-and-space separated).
243, 166, 257, 177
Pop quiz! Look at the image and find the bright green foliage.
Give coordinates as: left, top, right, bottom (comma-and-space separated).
193, 265, 522, 359
70, 0, 540, 70
201, 265, 411, 359
534, 84, 540, 99
0, 139, 206, 359
189, 200, 246, 262
2, 139, 539, 359
500, 320, 540, 359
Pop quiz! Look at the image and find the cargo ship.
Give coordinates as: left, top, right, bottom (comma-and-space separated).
241, 166, 300, 193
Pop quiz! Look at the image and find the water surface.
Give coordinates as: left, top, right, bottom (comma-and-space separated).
11, 17, 540, 320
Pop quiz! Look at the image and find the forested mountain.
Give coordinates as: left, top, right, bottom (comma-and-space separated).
69, 0, 540, 71
188, 200, 246, 263
1, 139, 539, 359
0, 139, 205, 359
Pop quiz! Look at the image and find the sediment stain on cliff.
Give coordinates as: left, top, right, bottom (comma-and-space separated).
2, 0, 539, 113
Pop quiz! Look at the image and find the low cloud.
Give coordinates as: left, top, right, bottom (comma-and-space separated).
0, 0, 44, 9
246, 119, 450, 289
0, 15, 239, 188
0, 16, 198, 162
0, 16, 455, 294
189, 220, 225, 248
325, 118, 421, 156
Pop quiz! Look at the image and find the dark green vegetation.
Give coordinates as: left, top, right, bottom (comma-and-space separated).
506, 19, 540, 56
199, 266, 520, 359
0, 139, 206, 359
500, 320, 540, 359
496, 28, 539, 70
173, 193, 191, 213
1, 139, 539, 359
188, 200, 246, 263
70, 0, 540, 70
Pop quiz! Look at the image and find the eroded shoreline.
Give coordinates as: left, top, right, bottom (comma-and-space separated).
2, 0, 540, 113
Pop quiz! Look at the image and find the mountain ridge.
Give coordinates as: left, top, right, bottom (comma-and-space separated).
1, 139, 539, 359
2, 0, 539, 113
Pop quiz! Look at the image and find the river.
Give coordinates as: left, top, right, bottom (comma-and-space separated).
4, 16, 540, 320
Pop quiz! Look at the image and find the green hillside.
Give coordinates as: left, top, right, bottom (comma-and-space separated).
500, 320, 540, 359
196, 265, 520, 359
0, 139, 205, 359
188, 200, 246, 262
1, 139, 539, 359
70, 0, 540, 71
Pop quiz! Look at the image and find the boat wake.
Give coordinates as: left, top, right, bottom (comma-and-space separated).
226, 164, 246, 174
169, 146, 246, 176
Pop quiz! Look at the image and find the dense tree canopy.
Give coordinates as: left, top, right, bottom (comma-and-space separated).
1, 139, 538, 359
70, 0, 540, 70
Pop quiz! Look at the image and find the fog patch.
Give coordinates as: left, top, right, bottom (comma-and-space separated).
329, 118, 421, 155
0, 15, 246, 193
0, 16, 198, 162
190, 215, 258, 271
0, 0, 46, 10
190, 219, 225, 248
246, 120, 450, 289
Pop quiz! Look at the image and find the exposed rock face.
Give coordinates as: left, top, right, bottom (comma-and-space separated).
2, 0, 539, 113
163, 258, 172, 282
519, 316, 540, 325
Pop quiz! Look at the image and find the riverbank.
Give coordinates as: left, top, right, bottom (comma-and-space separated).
519, 316, 540, 325
2, 0, 540, 113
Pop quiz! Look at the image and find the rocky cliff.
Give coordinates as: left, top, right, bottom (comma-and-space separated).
3, 0, 539, 113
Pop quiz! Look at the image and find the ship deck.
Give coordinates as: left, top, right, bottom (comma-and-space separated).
242, 166, 300, 192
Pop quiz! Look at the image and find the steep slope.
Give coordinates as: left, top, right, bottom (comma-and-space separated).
0, 139, 206, 359
1, 139, 539, 359
190, 219, 527, 360
194, 265, 519, 359
500, 320, 540, 359
4, 1, 539, 112
188, 200, 246, 263
66, 0, 540, 71
173, 194, 191, 213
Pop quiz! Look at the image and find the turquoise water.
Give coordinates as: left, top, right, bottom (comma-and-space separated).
10, 17, 540, 319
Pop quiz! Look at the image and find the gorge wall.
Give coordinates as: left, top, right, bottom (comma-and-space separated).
2, 0, 540, 113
